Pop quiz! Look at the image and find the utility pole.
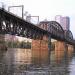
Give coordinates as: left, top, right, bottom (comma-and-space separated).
0, 2, 5, 9
30, 16, 39, 24
8, 5, 24, 19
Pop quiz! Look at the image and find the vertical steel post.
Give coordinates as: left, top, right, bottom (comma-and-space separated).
22, 5, 24, 19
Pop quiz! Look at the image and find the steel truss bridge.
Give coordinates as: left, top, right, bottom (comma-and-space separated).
0, 8, 75, 45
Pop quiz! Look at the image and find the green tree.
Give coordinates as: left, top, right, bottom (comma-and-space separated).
26, 41, 31, 49
20, 41, 26, 48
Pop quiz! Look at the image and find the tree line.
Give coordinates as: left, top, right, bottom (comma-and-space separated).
0, 40, 31, 49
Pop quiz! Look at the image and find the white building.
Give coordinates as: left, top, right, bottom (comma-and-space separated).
55, 15, 70, 30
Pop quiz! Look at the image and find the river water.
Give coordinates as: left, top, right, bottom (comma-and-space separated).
0, 48, 75, 75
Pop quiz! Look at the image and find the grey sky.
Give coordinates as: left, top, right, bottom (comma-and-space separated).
0, 0, 75, 38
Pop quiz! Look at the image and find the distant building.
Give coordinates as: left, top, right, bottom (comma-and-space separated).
55, 15, 70, 30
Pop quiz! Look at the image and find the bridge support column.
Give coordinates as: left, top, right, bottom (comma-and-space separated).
48, 35, 51, 64
32, 35, 49, 66
67, 44, 74, 58
55, 41, 67, 63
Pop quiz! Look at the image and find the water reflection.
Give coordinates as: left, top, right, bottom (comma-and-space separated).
14, 48, 31, 64
68, 54, 75, 75
0, 47, 75, 75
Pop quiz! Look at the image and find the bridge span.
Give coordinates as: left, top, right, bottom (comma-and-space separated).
0, 8, 75, 45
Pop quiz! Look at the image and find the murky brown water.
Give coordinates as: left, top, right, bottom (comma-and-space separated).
0, 48, 75, 75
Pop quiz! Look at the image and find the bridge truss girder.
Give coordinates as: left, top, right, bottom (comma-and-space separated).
0, 9, 48, 40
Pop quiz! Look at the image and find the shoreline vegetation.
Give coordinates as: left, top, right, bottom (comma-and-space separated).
0, 40, 31, 50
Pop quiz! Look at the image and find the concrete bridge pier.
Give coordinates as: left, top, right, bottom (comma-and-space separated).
55, 41, 68, 63
67, 44, 74, 58
48, 35, 51, 64
54, 41, 74, 63
31, 35, 51, 66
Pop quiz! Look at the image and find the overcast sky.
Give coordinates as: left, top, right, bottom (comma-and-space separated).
0, 0, 75, 38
